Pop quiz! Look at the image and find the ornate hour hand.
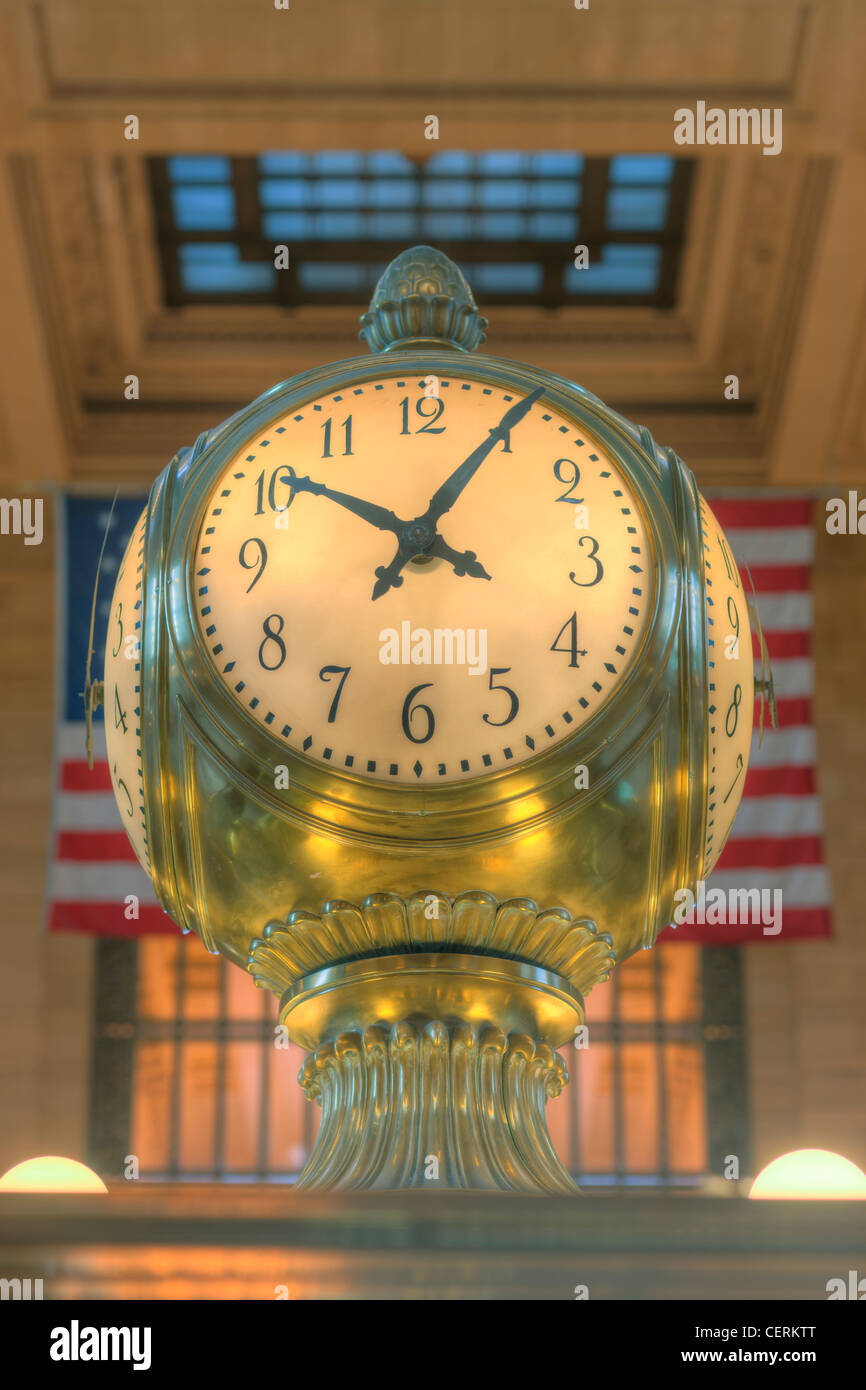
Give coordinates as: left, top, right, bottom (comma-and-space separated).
287, 469, 404, 536
422, 386, 545, 526
287, 469, 489, 601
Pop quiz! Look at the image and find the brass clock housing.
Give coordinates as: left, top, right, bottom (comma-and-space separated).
135, 348, 713, 969
103, 247, 753, 1191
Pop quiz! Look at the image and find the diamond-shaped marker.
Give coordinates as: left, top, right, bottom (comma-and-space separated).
413, 760, 423, 778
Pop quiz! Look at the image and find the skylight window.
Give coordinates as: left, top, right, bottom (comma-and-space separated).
150, 151, 692, 308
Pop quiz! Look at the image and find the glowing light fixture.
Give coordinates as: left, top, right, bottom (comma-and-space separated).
749, 1148, 866, 1200
0, 1156, 108, 1194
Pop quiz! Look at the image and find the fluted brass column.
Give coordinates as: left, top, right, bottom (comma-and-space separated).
248, 891, 615, 1193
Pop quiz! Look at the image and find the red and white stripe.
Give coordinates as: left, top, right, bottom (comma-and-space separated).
48, 723, 173, 936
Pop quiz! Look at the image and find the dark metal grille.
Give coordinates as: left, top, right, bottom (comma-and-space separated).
148, 151, 694, 309
552, 945, 750, 1188
88, 936, 747, 1187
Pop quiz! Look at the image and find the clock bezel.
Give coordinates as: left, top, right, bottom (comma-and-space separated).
163, 348, 685, 842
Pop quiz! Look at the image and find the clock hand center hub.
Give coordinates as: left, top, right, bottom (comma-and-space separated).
402, 518, 436, 555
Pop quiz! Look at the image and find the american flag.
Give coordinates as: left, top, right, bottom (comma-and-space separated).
48, 494, 831, 945
47, 495, 170, 937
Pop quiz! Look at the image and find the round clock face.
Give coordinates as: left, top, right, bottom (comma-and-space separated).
192, 373, 654, 785
104, 508, 150, 870
699, 496, 754, 874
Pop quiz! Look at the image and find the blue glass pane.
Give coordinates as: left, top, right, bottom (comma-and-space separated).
528, 179, 579, 209
258, 152, 308, 176
528, 211, 577, 240
465, 263, 542, 293
316, 178, 365, 207
606, 186, 669, 231
311, 151, 364, 174
298, 262, 383, 292
261, 211, 313, 240
422, 179, 473, 209
531, 152, 584, 176
477, 212, 525, 239
609, 154, 674, 185
426, 151, 474, 174
368, 211, 418, 239
259, 178, 309, 208
179, 243, 275, 293
563, 243, 661, 295
367, 179, 418, 208
167, 156, 232, 183
315, 211, 366, 239
171, 185, 236, 231
479, 179, 527, 209
423, 212, 473, 239
478, 152, 527, 175
367, 151, 414, 174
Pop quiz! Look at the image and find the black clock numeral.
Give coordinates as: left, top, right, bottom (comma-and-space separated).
723, 754, 744, 805
401, 683, 435, 744
113, 686, 128, 734
258, 614, 287, 671
718, 534, 741, 590
111, 602, 123, 658
726, 595, 740, 658
553, 458, 584, 505
321, 415, 353, 458
550, 612, 587, 669
239, 538, 267, 592
254, 466, 296, 517
399, 396, 446, 434
482, 667, 519, 727
569, 535, 604, 587
319, 664, 350, 723
112, 763, 133, 818
725, 683, 742, 738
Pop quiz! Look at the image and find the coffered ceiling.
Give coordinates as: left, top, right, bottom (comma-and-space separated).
0, 0, 863, 492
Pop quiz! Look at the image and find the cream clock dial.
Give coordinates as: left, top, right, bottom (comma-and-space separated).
193, 375, 654, 785
104, 510, 150, 869
699, 496, 754, 874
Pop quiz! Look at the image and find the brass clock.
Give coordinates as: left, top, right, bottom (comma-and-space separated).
96, 247, 757, 1192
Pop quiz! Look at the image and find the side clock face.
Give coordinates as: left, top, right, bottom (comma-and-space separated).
192, 373, 654, 785
699, 496, 754, 874
104, 509, 150, 870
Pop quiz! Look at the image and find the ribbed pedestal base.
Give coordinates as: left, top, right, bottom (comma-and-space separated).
248, 894, 616, 1194
297, 1020, 577, 1193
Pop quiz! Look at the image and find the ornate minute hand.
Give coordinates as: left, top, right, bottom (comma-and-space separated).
421, 385, 545, 526
369, 386, 545, 600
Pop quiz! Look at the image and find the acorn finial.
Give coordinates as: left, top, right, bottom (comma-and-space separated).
359, 245, 488, 353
